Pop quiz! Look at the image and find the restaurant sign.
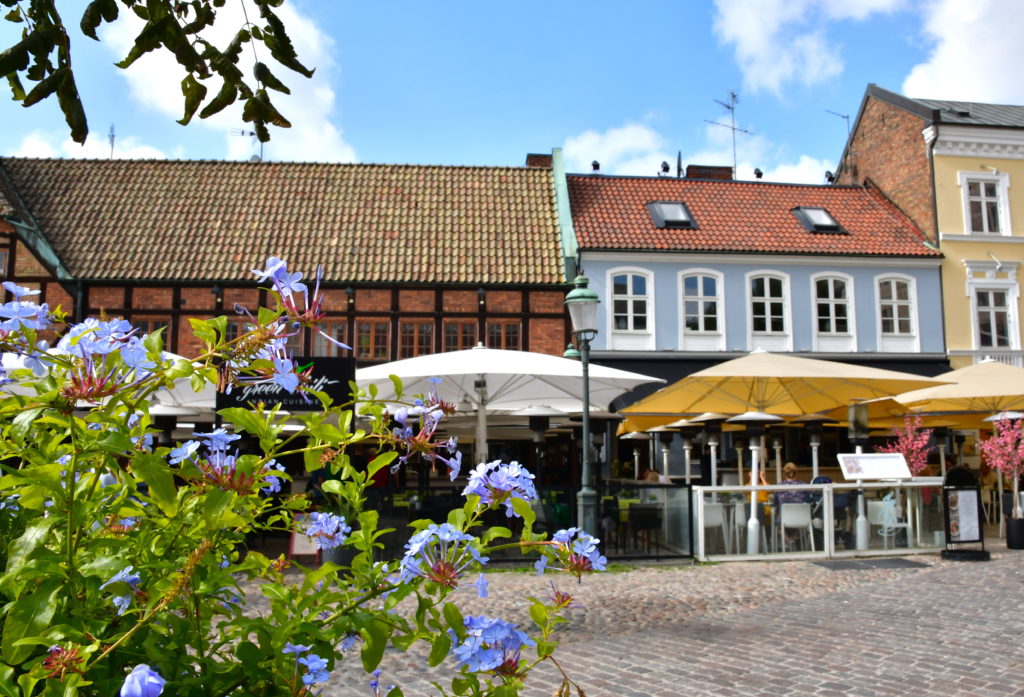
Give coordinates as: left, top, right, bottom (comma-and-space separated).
215, 357, 355, 411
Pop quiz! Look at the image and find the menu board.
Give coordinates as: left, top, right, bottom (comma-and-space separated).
836, 453, 912, 480
289, 513, 318, 557
945, 489, 981, 543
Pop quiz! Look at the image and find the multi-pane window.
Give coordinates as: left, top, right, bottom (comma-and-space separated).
399, 320, 434, 358
310, 321, 349, 357
133, 317, 171, 345
486, 321, 520, 350
878, 278, 912, 335
750, 275, 785, 333
967, 179, 1001, 234
815, 278, 849, 334
682, 274, 718, 332
356, 320, 390, 360
976, 289, 1011, 348
0, 249, 8, 278
224, 318, 251, 344
444, 320, 477, 352
612, 273, 648, 332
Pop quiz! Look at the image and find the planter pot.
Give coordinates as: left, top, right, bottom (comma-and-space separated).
320, 545, 356, 567
1007, 518, 1024, 550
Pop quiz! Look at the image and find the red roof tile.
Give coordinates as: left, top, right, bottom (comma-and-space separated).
567, 175, 939, 257
0, 158, 564, 284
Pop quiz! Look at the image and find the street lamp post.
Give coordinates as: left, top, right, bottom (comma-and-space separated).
565, 275, 600, 535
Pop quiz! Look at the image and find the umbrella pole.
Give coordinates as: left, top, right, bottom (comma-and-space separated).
998, 474, 1005, 538
735, 442, 744, 495
747, 438, 762, 555
773, 436, 782, 483
709, 436, 719, 501
938, 442, 947, 478
475, 379, 488, 465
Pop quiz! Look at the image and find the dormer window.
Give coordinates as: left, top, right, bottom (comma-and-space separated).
647, 201, 696, 229
793, 206, 844, 233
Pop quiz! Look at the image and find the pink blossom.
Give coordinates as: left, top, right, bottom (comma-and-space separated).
876, 413, 933, 476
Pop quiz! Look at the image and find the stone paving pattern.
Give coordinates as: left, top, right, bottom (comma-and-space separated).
265, 540, 1023, 697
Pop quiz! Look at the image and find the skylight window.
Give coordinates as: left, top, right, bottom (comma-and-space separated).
793, 206, 844, 233
647, 201, 697, 229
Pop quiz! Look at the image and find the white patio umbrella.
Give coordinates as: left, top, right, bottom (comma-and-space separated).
355, 345, 663, 463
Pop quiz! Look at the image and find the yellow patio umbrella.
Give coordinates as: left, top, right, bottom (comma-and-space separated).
620, 351, 947, 419
894, 359, 1024, 414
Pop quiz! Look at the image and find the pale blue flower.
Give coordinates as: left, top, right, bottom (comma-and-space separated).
120, 664, 165, 697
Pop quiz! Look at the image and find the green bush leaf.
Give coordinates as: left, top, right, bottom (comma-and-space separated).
132, 454, 178, 516
359, 617, 389, 672
427, 632, 451, 667
2, 578, 60, 664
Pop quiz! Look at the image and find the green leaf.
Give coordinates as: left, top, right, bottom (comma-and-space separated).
529, 602, 549, 629
198, 80, 238, 119
359, 617, 389, 673
427, 632, 451, 667
80, 0, 119, 40
177, 73, 207, 125
2, 578, 60, 664
203, 487, 233, 529
6, 517, 56, 580
259, 5, 314, 77
11, 406, 45, 443
0, 665, 16, 697
54, 68, 88, 144
253, 61, 290, 94
235, 640, 262, 664
132, 454, 178, 516
97, 430, 135, 454
442, 602, 465, 640
482, 526, 511, 544
511, 497, 536, 532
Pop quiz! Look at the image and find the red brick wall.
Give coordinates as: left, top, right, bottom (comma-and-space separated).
46, 284, 73, 314
529, 291, 565, 314
838, 96, 935, 239
223, 287, 259, 310
131, 287, 172, 308
529, 317, 567, 356
399, 289, 433, 312
486, 290, 521, 313
355, 288, 391, 313
319, 289, 351, 313
14, 241, 49, 278
175, 316, 208, 356
89, 286, 126, 312
181, 287, 215, 312
443, 290, 477, 313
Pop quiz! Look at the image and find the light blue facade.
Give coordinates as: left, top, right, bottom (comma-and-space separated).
580, 253, 945, 357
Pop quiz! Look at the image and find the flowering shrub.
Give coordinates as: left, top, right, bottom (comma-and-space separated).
875, 413, 934, 476
979, 418, 1024, 519
0, 261, 603, 696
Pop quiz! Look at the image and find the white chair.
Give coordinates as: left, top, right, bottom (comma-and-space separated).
703, 502, 731, 554
779, 503, 815, 552
867, 495, 910, 548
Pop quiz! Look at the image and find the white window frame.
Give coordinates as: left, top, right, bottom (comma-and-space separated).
810, 272, 856, 353
607, 268, 655, 350
745, 270, 792, 352
958, 170, 1011, 236
678, 268, 725, 351
964, 261, 1020, 352
874, 274, 920, 353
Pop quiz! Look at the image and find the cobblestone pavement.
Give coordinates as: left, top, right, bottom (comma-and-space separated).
268, 539, 1024, 697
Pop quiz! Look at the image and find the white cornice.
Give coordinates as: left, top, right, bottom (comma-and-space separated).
930, 124, 1024, 159
939, 233, 1024, 244
582, 250, 941, 268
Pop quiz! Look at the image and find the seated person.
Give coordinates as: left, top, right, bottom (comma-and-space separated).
774, 462, 809, 505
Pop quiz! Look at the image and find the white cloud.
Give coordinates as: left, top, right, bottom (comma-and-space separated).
99, 4, 356, 162
11, 131, 166, 159
712, 0, 903, 95
902, 0, 1024, 103
561, 122, 832, 184
562, 123, 669, 175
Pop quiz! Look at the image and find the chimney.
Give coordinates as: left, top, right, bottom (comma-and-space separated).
525, 153, 553, 169
685, 164, 733, 181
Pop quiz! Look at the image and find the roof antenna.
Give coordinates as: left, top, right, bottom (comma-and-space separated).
705, 90, 753, 180
231, 128, 264, 161
826, 109, 851, 139
676, 150, 683, 178
108, 124, 115, 159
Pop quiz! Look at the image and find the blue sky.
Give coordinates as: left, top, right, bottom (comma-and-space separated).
2, 0, 1023, 183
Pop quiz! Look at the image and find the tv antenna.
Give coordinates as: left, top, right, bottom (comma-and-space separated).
108, 124, 115, 159
705, 90, 753, 179
826, 109, 851, 138
231, 128, 264, 161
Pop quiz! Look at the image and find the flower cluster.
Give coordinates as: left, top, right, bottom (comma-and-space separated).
283, 643, 331, 688
305, 511, 352, 551
450, 615, 534, 675
462, 460, 537, 517
51, 317, 159, 403
876, 413, 933, 475
120, 664, 165, 697
169, 428, 277, 495
100, 566, 142, 615
0, 281, 50, 335
534, 527, 607, 581
389, 390, 462, 479
399, 523, 487, 590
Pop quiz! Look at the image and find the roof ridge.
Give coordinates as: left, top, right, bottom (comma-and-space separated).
0, 156, 545, 172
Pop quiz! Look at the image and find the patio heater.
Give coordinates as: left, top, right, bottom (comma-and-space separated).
791, 414, 837, 480
728, 411, 785, 554
647, 425, 678, 479
932, 426, 949, 478
848, 402, 871, 551
511, 405, 564, 486
565, 275, 600, 535
688, 413, 729, 489
620, 431, 648, 479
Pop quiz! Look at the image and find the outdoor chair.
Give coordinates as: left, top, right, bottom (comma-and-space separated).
779, 502, 815, 552
628, 503, 662, 553
867, 494, 910, 548
702, 502, 731, 554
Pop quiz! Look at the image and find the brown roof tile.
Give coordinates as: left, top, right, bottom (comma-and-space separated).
0, 158, 564, 284
567, 175, 939, 257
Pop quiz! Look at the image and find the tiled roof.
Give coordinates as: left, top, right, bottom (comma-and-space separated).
864, 85, 1024, 129
0, 158, 564, 284
567, 175, 939, 257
